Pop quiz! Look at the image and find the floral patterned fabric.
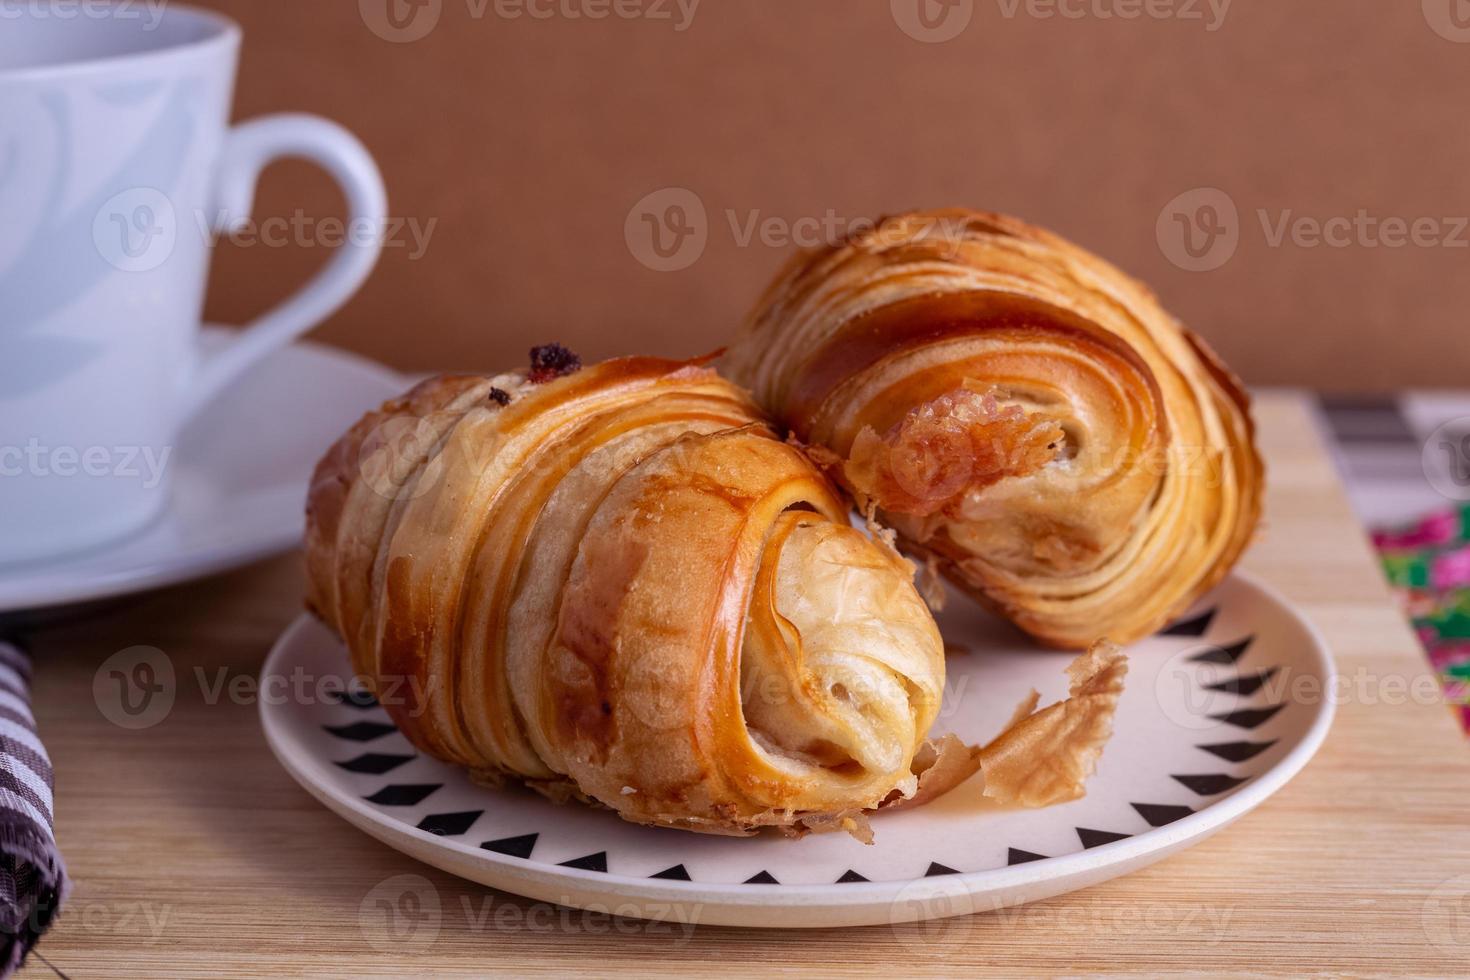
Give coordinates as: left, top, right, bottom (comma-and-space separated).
1374, 503, 1470, 734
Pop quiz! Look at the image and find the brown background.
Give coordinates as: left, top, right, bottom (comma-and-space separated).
195, 0, 1470, 390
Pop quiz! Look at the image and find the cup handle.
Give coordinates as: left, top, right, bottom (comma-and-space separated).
182, 113, 387, 420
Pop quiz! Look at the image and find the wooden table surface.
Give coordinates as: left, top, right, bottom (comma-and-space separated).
15, 391, 1470, 978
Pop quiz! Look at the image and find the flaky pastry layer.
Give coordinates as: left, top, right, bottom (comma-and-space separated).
305, 356, 955, 834
726, 208, 1264, 647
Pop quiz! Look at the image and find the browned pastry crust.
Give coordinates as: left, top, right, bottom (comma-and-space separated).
305, 355, 960, 835
726, 208, 1264, 648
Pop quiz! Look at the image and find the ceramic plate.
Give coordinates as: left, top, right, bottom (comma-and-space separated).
0, 327, 406, 614
260, 571, 1334, 928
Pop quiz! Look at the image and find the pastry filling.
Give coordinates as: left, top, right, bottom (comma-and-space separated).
737, 515, 942, 802
842, 387, 1061, 519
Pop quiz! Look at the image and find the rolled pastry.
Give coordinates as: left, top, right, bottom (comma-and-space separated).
305, 351, 961, 835
726, 209, 1263, 648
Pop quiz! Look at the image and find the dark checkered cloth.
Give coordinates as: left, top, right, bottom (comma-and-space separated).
0, 641, 65, 976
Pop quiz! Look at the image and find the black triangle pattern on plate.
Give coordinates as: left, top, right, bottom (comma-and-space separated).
1189, 636, 1254, 665
1203, 667, 1279, 696
1197, 739, 1278, 762
1077, 828, 1131, 849
364, 783, 440, 806
1209, 704, 1284, 729
323, 721, 398, 742
327, 689, 380, 709
1159, 608, 1217, 637
1132, 803, 1194, 827
416, 810, 483, 837
312, 601, 1285, 887
560, 852, 608, 872
481, 833, 538, 859
334, 752, 415, 775
1008, 848, 1047, 865
1172, 773, 1249, 795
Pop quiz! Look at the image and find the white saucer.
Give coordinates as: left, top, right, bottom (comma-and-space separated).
0, 327, 406, 614
260, 572, 1335, 929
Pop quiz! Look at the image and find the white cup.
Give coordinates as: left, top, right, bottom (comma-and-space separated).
0, 2, 386, 564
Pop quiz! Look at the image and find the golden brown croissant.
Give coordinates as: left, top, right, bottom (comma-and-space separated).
304, 349, 1128, 837
726, 209, 1264, 648
304, 351, 966, 836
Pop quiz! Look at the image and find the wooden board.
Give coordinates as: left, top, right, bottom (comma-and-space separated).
18, 391, 1470, 977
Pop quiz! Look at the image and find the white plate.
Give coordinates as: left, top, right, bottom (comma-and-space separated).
0, 327, 406, 614
260, 571, 1335, 928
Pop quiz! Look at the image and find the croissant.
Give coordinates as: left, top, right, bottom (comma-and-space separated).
305, 350, 966, 836
726, 209, 1264, 648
